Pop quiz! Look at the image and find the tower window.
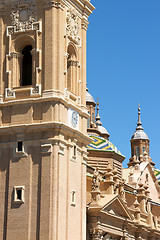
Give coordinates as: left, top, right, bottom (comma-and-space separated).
14, 186, 25, 203
92, 113, 95, 123
21, 45, 32, 86
142, 147, 146, 155
74, 146, 76, 157
87, 118, 90, 128
17, 141, 23, 152
17, 189, 22, 200
71, 190, 76, 206
136, 147, 139, 159
131, 148, 134, 157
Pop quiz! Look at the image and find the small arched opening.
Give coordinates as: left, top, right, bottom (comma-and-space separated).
21, 45, 32, 86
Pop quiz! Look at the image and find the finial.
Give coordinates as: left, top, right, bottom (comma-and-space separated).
133, 196, 140, 209
136, 105, 143, 131
138, 178, 143, 188
95, 100, 102, 126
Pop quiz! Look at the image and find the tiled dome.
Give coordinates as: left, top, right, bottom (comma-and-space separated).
87, 134, 124, 157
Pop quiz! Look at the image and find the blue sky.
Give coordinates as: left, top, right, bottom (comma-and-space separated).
87, 0, 160, 168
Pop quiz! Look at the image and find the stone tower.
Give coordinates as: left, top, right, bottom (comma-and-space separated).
128, 106, 154, 167
0, 1, 94, 240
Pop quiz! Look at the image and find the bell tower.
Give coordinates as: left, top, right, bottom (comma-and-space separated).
0, 1, 94, 240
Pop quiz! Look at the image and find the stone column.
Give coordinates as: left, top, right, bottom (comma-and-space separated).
81, 17, 88, 107
31, 49, 37, 86
0, 5, 5, 101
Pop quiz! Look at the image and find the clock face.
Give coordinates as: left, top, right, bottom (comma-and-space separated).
72, 110, 78, 128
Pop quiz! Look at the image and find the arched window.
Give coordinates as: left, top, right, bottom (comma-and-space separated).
67, 44, 77, 94
136, 147, 139, 159
21, 45, 32, 86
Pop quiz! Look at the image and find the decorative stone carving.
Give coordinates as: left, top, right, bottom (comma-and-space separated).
90, 228, 103, 240
30, 84, 41, 96
92, 167, 101, 191
32, 21, 41, 32
119, 179, 127, 204
103, 234, 115, 240
11, 0, 37, 32
6, 26, 15, 36
5, 88, 16, 99
66, 9, 80, 45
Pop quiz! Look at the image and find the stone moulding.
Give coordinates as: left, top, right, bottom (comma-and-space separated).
41, 143, 52, 154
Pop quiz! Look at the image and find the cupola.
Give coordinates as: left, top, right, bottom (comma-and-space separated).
128, 106, 154, 167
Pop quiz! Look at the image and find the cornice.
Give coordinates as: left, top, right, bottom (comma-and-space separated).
43, 0, 95, 18
0, 92, 89, 118
0, 121, 91, 145
70, 0, 95, 16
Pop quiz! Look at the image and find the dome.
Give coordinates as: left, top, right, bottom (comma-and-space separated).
97, 125, 109, 135
131, 129, 149, 140
87, 134, 124, 157
86, 88, 95, 104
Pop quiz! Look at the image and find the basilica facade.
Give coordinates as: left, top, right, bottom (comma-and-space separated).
0, 0, 159, 240
86, 91, 160, 240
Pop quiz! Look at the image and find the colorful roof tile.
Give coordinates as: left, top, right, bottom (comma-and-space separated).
87, 134, 124, 157
154, 169, 160, 182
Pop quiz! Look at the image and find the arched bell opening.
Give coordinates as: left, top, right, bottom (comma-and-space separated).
21, 45, 33, 86
67, 43, 78, 94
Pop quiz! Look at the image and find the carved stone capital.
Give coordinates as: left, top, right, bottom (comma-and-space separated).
10, 52, 22, 59
81, 17, 89, 31
43, 0, 64, 10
